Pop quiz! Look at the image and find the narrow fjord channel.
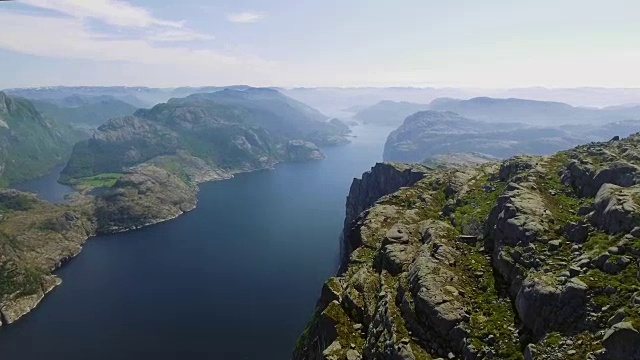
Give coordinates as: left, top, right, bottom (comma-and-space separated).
0, 126, 392, 360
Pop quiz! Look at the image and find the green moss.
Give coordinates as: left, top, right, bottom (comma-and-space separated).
534, 154, 587, 230
581, 261, 640, 331
583, 232, 618, 254
546, 332, 562, 346
536, 331, 604, 359
452, 241, 522, 359
453, 171, 506, 235
322, 301, 366, 355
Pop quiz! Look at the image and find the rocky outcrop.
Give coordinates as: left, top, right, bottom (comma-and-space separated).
296, 133, 640, 360
287, 140, 326, 161
590, 183, 640, 234
515, 276, 588, 338
94, 165, 197, 233
562, 159, 640, 197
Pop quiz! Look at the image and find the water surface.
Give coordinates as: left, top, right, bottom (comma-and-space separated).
0, 125, 394, 360
13, 165, 75, 203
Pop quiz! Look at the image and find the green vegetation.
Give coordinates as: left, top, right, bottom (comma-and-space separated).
453, 169, 506, 235
582, 232, 618, 253
0, 92, 86, 186
0, 261, 43, 298
322, 301, 366, 354
535, 153, 588, 227
582, 262, 640, 330
71, 173, 122, 188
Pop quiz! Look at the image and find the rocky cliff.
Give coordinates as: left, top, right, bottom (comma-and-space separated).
343, 163, 429, 258
295, 134, 640, 360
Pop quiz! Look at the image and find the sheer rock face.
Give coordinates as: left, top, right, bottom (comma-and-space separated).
343, 163, 428, 255
295, 133, 640, 360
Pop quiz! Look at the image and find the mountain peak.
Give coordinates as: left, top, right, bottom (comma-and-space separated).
0, 91, 15, 114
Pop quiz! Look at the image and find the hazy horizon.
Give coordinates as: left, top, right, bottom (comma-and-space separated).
2, 0, 640, 89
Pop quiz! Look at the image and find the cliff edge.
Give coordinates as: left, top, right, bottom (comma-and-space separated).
295, 134, 640, 360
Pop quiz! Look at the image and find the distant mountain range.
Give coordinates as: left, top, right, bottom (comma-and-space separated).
9, 86, 640, 120
30, 96, 137, 129
356, 97, 640, 127
429, 97, 640, 126
352, 100, 430, 126
383, 110, 640, 162
4, 85, 255, 109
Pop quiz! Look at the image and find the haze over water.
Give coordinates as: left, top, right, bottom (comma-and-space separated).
0, 125, 393, 360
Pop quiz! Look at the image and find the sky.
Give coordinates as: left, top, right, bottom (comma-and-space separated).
1, 0, 640, 89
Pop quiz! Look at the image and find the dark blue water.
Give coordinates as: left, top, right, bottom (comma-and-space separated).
0, 126, 393, 360
13, 165, 75, 203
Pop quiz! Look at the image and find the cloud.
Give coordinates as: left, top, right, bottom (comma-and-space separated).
226, 12, 266, 24
17, 0, 214, 44
0, 11, 273, 71
147, 30, 215, 42
20, 0, 184, 28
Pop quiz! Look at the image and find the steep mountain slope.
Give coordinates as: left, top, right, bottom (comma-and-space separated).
32, 96, 137, 129
383, 111, 640, 163
61, 88, 343, 183
295, 134, 640, 360
0, 92, 85, 186
353, 100, 430, 126
430, 97, 640, 126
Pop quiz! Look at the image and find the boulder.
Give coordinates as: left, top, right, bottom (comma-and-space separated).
515, 277, 588, 338
607, 308, 627, 327
563, 160, 640, 197
590, 183, 640, 234
602, 322, 640, 359
409, 240, 468, 342
345, 349, 361, 360
565, 221, 590, 243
